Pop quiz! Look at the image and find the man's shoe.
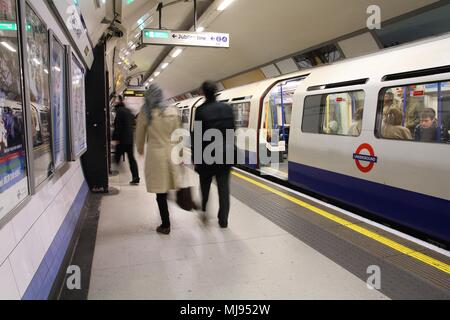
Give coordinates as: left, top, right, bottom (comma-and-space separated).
156, 226, 171, 235
130, 179, 140, 185
219, 221, 228, 229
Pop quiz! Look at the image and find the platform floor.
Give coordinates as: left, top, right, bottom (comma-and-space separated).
77, 154, 450, 300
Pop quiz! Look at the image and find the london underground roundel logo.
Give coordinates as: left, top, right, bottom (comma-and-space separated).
353, 143, 378, 173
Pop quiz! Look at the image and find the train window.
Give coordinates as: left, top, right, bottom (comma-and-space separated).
231, 102, 250, 128
376, 81, 450, 144
181, 108, 190, 124
302, 91, 365, 136
26, 4, 53, 186
0, 0, 29, 220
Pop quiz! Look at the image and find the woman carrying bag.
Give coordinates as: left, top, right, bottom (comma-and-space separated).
136, 84, 181, 235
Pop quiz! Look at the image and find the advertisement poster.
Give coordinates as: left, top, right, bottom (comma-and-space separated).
50, 35, 66, 169
70, 55, 87, 159
0, 0, 28, 220
26, 4, 53, 186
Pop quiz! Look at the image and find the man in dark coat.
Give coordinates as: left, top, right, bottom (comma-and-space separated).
112, 95, 140, 185
414, 108, 449, 143
192, 81, 235, 228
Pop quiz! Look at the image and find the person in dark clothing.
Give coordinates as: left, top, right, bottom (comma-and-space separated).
414, 108, 449, 143
192, 81, 235, 228
112, 95, 140, 185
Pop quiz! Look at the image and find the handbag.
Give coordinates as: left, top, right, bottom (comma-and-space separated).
176, 164, 197, 211
176, 187, 196, 211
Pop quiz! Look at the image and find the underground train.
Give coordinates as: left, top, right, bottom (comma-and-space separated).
173, 34, 450, 245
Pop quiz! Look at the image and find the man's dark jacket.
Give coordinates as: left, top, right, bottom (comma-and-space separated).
113, 103, 135, 145
192, 99, 235, 175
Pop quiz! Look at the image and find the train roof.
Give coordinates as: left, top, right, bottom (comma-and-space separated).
174, 33, 450, 106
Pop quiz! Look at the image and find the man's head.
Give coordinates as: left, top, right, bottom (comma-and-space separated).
420, 108, 436, 129
201, 81, 218, 101
386, 107, 403, 126
384, 91, 394, 106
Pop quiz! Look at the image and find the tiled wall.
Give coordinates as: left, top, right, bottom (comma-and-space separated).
0, 0, 90, 300
0, 162, 86, 299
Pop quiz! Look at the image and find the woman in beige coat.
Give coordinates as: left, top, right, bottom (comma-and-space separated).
136, 84, 181, 235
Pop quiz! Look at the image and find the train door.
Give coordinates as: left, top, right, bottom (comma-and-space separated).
259, 76, 304, 179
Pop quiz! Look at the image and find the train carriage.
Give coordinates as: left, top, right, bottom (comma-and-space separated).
178, 34, 450, 245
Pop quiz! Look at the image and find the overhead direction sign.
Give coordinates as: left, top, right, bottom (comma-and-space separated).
142, 29, 230, 48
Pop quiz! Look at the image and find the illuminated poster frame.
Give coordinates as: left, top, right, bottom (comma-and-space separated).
67, 48, 87, 161
49, 29, 67, 170
0, 0, 31, 225
24, 1, 54, 187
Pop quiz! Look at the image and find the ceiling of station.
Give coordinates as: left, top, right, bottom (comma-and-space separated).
79, 0, 438, 98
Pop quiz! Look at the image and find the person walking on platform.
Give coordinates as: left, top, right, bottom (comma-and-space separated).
192, 81, 235, 228
136, 84, 181, 235
112, 95, 140, 185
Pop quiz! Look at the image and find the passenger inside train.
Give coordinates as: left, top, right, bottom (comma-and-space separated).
414, 108, 448, 143
381, 108, 412, 140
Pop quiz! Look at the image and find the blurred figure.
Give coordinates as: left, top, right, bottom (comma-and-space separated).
192, 81, 235, 228
405, 97, 425, 136
382, 91, 402, 122
381, 108, 412, 140
136, 84, 180, 235
112, 95, 140, 185
414, 108, 448, 143
348, 107, 363, 136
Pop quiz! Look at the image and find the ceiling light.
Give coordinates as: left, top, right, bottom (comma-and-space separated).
154, 71, 160, 77
171, 48, 183, 58
150, 78, 154, 82
161, 62, 169, 69
1, 41, 16, 52
196, 27, 204, 32
217, 0, 234, 11
33, 58, 41, 65
53, 66, 61, 72
44, 69, 48, 74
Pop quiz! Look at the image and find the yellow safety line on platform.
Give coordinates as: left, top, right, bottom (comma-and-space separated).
231, 171, 450, 275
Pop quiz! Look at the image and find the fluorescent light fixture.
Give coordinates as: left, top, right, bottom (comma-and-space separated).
53, 66, 61, 72
118, 61, 122, 65
196, 27, 204, 32
33, 58, 41, 65
161, 62, 169, 69
154, 71, 160, 77
150, 78, 154, 82
44, 69, 49, 74
217, 0, 234, 11
1, 41, 16, 52
171, 48, 183, 58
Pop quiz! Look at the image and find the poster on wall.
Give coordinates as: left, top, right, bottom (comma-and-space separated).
0, 0, 29, 221
49, 0, 94, 68
50, 32, 67, 169
25, 4, 54, 186
70, 54, 87, 159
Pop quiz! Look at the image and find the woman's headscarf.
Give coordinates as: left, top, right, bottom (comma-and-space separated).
142, 83, 167, 125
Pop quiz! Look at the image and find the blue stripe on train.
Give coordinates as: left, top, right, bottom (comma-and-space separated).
288, 161, 450, 244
